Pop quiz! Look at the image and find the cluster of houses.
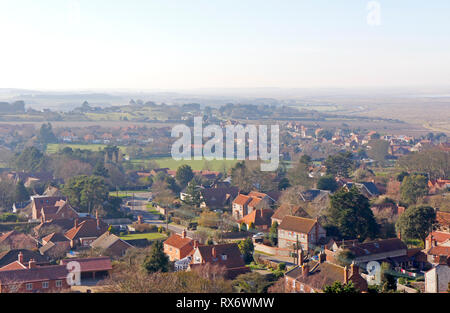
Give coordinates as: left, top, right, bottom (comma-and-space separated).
282, 121, 450, 160
0, 188, 142, 293
160, 179, 450, 293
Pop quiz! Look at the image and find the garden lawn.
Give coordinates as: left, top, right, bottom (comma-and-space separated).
119, 232, 167, 241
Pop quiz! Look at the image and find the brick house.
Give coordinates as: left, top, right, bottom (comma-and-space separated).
31, 196, 75, 220
164, 230, 196, 261
91, 232, 132, 258
0, 262, 69, 293
277, 216, 326, 251
325, 238, 408, 267
189, 243, 250, 279
64, 214, 108, 249
238, 209, 273, 231
232, 192, 272, 220
284, 254, 368, 293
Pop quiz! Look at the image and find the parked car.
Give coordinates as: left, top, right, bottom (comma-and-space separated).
252, 232, 265, 240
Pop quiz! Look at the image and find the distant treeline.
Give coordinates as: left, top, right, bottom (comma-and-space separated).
0, 100, 26, 114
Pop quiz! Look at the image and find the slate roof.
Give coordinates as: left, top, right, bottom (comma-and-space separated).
195, 243, 246, 269
91, 232, 132, 250
0, 249, 49, 268
200, 187, 239, 208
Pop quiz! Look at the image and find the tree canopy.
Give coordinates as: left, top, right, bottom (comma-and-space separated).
327, 187, 379, 241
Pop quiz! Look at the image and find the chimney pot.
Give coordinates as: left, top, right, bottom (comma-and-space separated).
182, 229, 187, 238
28, 259, 36, 269
212, 247, 216, 258
301, 264, 309, 276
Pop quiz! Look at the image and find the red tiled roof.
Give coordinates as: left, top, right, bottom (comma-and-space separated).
436, 211, 450, 228
427, 246, 450, 256
239, 209, 273, 227
0, 261, 27, 271
0, 265, 68, 284
279, 216, 317, 234
60, 257, 112, 272
271, 205, 310, 221
164, 234, 193, 250
233, 194, 252, 206
248, 197, 262, 208
42, 232, 69, 243
427, 231, 450, 244
64, 219, 108, 240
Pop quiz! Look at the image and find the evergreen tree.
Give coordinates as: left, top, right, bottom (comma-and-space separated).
143, 241, 169, 273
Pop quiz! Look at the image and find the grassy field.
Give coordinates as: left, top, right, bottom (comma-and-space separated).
144, 157, 238, 171
119, 232, 166, 241
46, 143, 127, 154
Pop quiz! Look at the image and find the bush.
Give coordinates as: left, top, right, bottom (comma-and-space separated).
133, 223, 158, 233
278, 263, 286, 271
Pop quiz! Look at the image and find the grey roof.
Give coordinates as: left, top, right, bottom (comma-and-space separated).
91, 232, 132, 250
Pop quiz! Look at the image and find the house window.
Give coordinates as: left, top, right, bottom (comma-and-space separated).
56, 280, 62, 288
26, 283, 33, 290
42, 281, 49, 289
221, 254, 227, 261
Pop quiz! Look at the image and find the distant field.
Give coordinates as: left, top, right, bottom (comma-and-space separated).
46, 143, 127, 154
148, 157, 238, 171
120, 232, 166, 241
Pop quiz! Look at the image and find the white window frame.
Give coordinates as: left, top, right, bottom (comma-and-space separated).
42, 281, 49, 289
56, 280, 62, 288
26, 283, 33, 290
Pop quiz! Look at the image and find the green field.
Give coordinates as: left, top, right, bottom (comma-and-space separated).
120, 232, 167, 241
46, 143, 127, 154
144, 157, 238, 171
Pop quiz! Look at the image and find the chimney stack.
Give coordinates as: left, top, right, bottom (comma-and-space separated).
74, 218, 79, 228
212, 247, 216, 258
182, 229, 187, 238
299, 250, 304, 266
344, 266, 349, 284
350, 261, 358, 276
28, 259, 36, 269
137, 215, 143, 225
318, 252, 326, 263
193, 240, 199, 249
301, 264, 309, 277
18, 252, 24, 263
438, 255, 448, 265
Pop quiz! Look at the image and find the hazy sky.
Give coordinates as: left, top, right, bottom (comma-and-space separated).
0, 0, 449, 90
